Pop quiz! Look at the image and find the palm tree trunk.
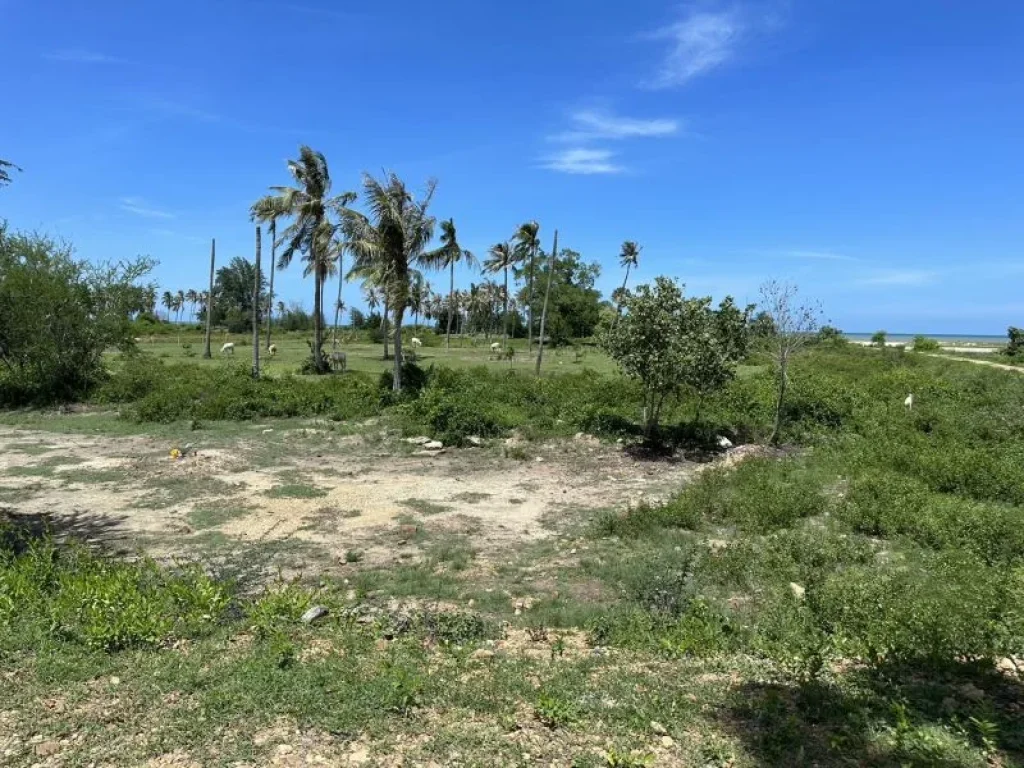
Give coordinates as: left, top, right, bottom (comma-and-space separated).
503, 268, 509, 345
382, 299, 389, 360
445, 262, 455, 350
252, 226, 261, 379
313, 271, 324, 372
203, 239, 215, 358
392, 306, 405, 391
333, 251, 343, 348
535, 230, 557, 376
527, 244, 536, 353
266, 221, 275, 350
613, 264, 631, 328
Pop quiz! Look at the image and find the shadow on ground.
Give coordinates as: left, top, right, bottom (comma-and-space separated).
716, 659, 1024, 766
0, 506, 131, 554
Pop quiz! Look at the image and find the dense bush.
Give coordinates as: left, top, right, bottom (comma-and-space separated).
96, 358, 380, 422
0, 225, 153, 405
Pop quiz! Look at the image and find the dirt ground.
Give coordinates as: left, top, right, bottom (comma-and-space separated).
0, 421, 716, 580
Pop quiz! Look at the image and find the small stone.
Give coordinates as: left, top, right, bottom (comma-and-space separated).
470, 649, 495, 661
717, 435, 734, 449
262, 428, 274, 434
569, 548, 577, 555
660, 735, 674, 748
405, 436, 432, 445
466, 436, 484, 446
109, 676, 121, 686
650, 721, 667, 735
423, 440, 444, 450
276, 744, 294, 756
789, 582, 806, 600
300, 605, 329, 624
345, 589, 356, 601
997, 657, 1019, 675
534, 456, 543, 462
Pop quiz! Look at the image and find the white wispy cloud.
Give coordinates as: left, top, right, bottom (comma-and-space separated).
550, 109, 681, 142
120, 197, 175, 220
784, 250, 859, 263
542, 148, 623, 175
645, 8, 744, 88
44, 49, 124, 64
856, 269, 937, 287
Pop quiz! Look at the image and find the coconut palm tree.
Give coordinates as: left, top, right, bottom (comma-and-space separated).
258, 146, 355, 373
423, 219, 476, 350
614, 241, 642, 326
408, 274, 428, 330
185, 289, 198, 323
358, 277, 388, 359
513, 221, 540, 352
161, 291, 174, 322
340, 172, 437, 390
0, 159, 20, 187
483, 242, 517, 345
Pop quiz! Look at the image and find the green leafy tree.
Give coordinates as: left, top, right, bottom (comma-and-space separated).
212, 257, 266, 333
1006, 327, 1024, 357
340, 172, 437, 390
601, 277, 746, 436
259, 146, 355, 373
0, 225, 154, 403
516, 248, 602, 343
871, 330, 888, 347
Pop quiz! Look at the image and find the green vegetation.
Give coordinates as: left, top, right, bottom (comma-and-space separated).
913, 334, 941, 351
0, 225, 154, 405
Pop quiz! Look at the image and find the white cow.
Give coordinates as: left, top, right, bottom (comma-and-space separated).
410, 337, 423, 348
329, 350, 347, 372
220, 342, 235, 355
268, 344, 277, 357
490, 342, 501, 352
904, 393, 913, 410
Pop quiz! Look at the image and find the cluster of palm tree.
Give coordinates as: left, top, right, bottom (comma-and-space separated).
238, 145, 642, 389
160, 288, 206, 325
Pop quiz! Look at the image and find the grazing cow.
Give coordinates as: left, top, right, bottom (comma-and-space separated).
220, 342, 235, 355
268, 344, 277, 357
329, 350, 347, 372
904, 393, 913, 410
410, 337, 423, 348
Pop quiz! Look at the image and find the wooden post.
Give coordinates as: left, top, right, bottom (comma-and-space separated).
252, 226, 261, 379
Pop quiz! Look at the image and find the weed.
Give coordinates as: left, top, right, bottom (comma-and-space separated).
265, 483, 328, 499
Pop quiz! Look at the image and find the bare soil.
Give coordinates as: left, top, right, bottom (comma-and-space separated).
0, 424, 711, 579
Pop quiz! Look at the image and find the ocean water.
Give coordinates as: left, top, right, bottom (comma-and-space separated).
846, 333, 1005, 345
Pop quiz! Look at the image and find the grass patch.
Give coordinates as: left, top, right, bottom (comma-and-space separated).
398, 498, 452, 516
265, 483, 329, 500
187, 504, 252, 531
449, 491, 492, 504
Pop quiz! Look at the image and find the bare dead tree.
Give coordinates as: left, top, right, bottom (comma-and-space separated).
759, 279, 822, 445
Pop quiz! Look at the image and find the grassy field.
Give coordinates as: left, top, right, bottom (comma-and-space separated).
2, 346, 1023, 766
129, 328, 622, 377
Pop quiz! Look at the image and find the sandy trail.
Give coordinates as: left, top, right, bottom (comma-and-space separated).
925, 354, 1024, 373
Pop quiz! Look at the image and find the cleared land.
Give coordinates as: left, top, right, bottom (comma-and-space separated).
2, 347, 1023, 767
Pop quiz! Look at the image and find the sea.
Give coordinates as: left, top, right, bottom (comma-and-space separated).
845, 333, 1005, 345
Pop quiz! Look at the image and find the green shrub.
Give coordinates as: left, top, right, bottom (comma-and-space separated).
669, 459, 828, 534
913, 335, 941, 352
811, 552, 1024, 661
0, 532, 230, 651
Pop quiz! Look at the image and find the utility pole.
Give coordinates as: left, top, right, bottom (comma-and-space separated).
202, 238, 216, 358
252, 226, 261, 379
534, 229, 557, 376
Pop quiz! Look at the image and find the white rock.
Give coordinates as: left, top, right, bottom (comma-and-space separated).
717, 435, 734, 449
789, 582, 806, 600
405, 436, 432, 445
300, 605, 329, 624
423, 440, 444, 450
466, 436, 485, 446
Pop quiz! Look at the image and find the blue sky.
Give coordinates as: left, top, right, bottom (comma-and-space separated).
2, 0, 1023, 334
